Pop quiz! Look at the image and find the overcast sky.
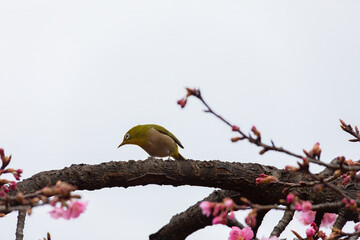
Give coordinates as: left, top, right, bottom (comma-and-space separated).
1, 1, 360, 239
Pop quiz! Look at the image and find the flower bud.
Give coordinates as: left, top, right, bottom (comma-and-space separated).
231, 125, 240, 131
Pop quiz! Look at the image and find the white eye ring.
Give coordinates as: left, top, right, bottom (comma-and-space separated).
125, 133, 130, 140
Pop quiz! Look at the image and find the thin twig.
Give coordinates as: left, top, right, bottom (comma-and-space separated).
15, 210, 26, 240
271, 210, 295, 237
340, 119, 360, 142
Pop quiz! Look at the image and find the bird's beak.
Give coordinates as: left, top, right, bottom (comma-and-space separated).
118, 141, 125, 148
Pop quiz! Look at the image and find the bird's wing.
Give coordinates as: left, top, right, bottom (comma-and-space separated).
152, 124, 184, 149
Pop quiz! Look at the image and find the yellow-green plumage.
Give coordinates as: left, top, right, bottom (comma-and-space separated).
118, 124, 185, 160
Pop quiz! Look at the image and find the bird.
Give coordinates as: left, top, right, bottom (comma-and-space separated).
118, 124, 185, 160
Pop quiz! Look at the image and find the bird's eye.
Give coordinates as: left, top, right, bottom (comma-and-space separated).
125, 133, 130, 140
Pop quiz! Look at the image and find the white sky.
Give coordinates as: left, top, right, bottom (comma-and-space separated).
0, 1, 360, 239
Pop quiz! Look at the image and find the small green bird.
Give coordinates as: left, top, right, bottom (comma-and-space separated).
118, 124, 185, 160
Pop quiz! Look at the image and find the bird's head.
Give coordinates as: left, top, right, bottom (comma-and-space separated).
118, 125, 147, 148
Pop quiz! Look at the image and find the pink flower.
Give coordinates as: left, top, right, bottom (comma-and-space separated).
299, 210, 316, 225
228, 226, 254, 240
320, 213, 337, 228
302, 201, 312, 211
224, 198, 235, 209
49, 207, 66, 219
306, 226, 316, 237
200, 201, 212, 217
295, 202, 302, 211
228, 226, 241, 240
63, 201, 87, 219
49, 201, 87, 220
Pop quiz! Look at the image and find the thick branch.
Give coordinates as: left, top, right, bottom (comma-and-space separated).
17, 158, 282, 202
11, 158, 359, 240
15, 158, 357, 211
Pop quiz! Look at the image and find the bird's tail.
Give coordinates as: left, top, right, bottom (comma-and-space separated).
173, 152, 185, 161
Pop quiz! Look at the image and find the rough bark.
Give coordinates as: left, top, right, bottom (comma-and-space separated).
11, 158, 360, 239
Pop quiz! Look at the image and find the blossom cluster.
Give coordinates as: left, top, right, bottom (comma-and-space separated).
291, 197, 337, 239
228, 226, 253, 240
200, 198, 235, 225
49, 200, 87, 220
0, 148, 87, 221
42, 181, 87, 219
228, 226, 279, 240
0, 148, 22, 198
177, 88, 200, 108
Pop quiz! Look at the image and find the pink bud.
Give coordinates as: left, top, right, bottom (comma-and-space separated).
186, 88, 199, 97
256, 174, 278, 184
2, 185, 9, 193
245, 210, 257, 228
212, 203, 223, 216
177, 98, 187, 108
284, 165, 297, 171
9, 181, 17, 190
286, 193, 294, 203
212, 212, 227, 225
231, 125, 240, 131
306, 226, 316, 237
224, 198, 234, 209
355, 223, 360, 231
228, 211, 235, 220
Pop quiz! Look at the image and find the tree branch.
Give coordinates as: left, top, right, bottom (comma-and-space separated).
10, 158, 360, 239
14, 159, 357, 210
270, 210, 294, 237
150, 189, 241, 240
15, 210, 26, 240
